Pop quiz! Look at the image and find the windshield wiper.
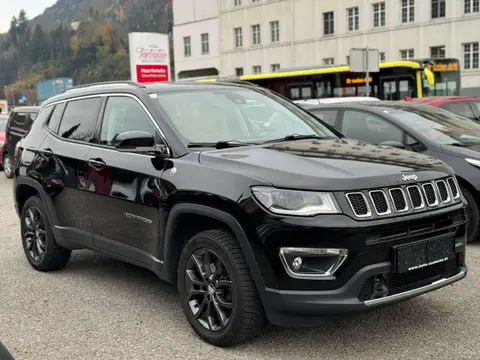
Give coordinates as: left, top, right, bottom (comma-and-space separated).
187, 140, 257, 149
262, 134, 335, 144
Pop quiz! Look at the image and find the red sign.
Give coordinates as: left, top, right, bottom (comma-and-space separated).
136, 64, 169, 83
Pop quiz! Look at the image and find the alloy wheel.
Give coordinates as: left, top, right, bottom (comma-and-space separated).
185, 249, 233, 332
24, 206, 47, 262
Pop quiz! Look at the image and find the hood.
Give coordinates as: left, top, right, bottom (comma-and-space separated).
199, 138, 453, 191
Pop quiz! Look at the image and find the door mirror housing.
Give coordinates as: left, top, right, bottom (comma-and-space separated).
113, 131, 168, 155
379, 140, 405, 149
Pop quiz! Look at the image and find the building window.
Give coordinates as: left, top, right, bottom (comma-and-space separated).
401, 0, 415, 23
432, 0, 446, 18
323, 11, 334, 35
252, 24, 261, 45
379, 52, 386, 61
183, 36, 191, 57
430, 46, 446, 58
373, 2, 386, 27
463, 42, 479, 69
252, 65, 262, 74
270, 21, 280, 42
347, 7, 360, 31
400, 49, 415, 59
234, 0, 242, 6
201, 33, 209, 54
323, 58, 334, 65
234, 27, 243, 48
235, 67, 244, 76
271, 63, 280, 72
465, 0, 480, 13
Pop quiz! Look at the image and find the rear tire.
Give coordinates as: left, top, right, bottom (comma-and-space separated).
20, 196, 71, 271
3, 154, 13, 179
178, 229, 266, 347
461, 185, 480, 243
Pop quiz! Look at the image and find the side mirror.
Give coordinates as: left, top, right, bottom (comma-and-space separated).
379, 140, 405, 149
113, 131, 168, 156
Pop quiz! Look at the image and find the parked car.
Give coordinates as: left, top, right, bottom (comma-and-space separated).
0, 116, 8, 169
13, 81, 467, 346
405, 96, 480, 121
3, 106, 40, 178
301, 101, 480, 243
293, 96, 380, 106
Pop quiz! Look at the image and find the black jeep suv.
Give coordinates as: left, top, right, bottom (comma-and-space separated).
13, 81, 467, 347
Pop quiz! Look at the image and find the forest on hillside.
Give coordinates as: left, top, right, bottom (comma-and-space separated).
0, 0, 172, 104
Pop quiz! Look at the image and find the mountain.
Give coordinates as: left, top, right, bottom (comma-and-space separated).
0, 0, 172, 104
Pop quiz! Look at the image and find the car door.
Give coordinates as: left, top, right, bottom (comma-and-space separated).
38, 96, 104, 244
85, 95, 166, 267
339, 110, 405, 145
439, 101, 477, 120
6, 111, 28, 161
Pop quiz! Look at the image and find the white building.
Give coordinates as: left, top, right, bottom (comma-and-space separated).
173, 0, 480, 93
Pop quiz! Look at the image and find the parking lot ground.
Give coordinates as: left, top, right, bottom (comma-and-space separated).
1, 175, 479, 360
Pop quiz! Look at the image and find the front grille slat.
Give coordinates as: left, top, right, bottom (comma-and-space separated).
345, 177, 461, 219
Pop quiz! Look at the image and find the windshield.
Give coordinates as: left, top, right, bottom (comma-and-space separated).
387, 106, 480, 145
155, 88, 338, 144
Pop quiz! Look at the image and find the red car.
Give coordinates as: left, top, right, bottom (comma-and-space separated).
406, 96, 480, 121
0, 114, 8, 168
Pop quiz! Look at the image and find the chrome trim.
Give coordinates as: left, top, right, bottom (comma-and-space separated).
364, 269, 466, 306
368, 190, 392, 215
422, 183, 439, 207
388, 188, 409, 213
406, 185, 425, 210
435, 180, 451, 203
279, 247, 348, 280
447, 177, 460, 200
346, 192, 372, 218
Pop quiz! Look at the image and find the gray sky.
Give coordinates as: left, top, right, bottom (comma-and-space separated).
0, 0, 56, 33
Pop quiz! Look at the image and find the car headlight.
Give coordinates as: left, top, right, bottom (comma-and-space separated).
251, 186, 341, 216
466, 158, 480, 169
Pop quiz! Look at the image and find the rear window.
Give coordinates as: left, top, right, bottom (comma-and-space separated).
439, 101, 475, 119
309, 109, 338, 126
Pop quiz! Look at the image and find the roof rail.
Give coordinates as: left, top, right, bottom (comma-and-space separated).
62, 81, 144, 93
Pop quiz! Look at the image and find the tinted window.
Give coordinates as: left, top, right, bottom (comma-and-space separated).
310, 109, 338, 126
100, 96, 156, 146
342, 110, 403, 144
47, 103, 66, 132
156, 88, 338, 143
440, 101, 475, 119
58, 98, 102, 142
13, 113, 27, 129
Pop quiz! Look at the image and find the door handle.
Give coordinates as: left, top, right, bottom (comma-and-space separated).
87, 158, 107, 170
41, 148, 53, 156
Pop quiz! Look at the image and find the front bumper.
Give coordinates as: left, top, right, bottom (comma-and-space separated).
256, 260, 467, 327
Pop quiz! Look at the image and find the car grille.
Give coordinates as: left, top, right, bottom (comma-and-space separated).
345, 176, 461, 219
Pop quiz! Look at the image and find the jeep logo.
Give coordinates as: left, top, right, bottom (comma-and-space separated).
401, 174, 418, 181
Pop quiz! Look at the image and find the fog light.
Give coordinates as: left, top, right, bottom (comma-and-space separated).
279, 247, 348, 280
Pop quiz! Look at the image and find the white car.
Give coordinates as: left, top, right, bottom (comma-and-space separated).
293, 97, 380, 106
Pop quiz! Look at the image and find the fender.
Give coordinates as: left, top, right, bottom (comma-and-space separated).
15, 176, 61, 236
163, 203, 262, 282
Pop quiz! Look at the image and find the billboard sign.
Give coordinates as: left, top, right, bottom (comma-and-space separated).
128, 32, 170, 83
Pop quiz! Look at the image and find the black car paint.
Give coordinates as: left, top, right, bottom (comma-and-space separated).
13, 83, 467, 327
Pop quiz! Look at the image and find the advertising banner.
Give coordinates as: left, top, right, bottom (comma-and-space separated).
128, 32, 170, 83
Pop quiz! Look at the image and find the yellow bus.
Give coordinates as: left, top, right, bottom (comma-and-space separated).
192, 58, 461, 101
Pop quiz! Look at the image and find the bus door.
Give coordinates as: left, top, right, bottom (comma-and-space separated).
379, 75, 416, 100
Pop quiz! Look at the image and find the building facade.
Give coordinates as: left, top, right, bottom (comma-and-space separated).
173, 0, 480, 93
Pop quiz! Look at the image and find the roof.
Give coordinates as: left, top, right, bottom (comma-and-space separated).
11, 106, 40, 112
301, 100, 439, 113
406, 96, 479, 105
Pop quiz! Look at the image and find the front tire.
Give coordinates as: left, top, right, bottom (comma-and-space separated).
461, 185, 480, 243
3, 154, 13, 179
20, 196, 71, 271
178, 229, 266, 347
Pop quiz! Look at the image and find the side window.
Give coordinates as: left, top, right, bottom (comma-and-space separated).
100, 96, 156, 146
13, 113, 27, 129
342, 110, 403, 145
406, 135, 426, 152
310, 109, 338, 127
47, 103, 66, 132
470, 101, 480, 116
440, 101, 475, 119
26, 112, 37, 128
58, 97, 102, 142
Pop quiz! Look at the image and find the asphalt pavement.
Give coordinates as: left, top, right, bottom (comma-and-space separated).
1, 175, 479, 360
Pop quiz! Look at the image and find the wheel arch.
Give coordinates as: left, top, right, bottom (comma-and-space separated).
163, 203, 263, 284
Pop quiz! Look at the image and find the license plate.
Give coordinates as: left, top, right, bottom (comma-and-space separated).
393, 237, 455, 274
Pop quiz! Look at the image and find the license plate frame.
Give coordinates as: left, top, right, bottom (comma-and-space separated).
392, 236, 455, 274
